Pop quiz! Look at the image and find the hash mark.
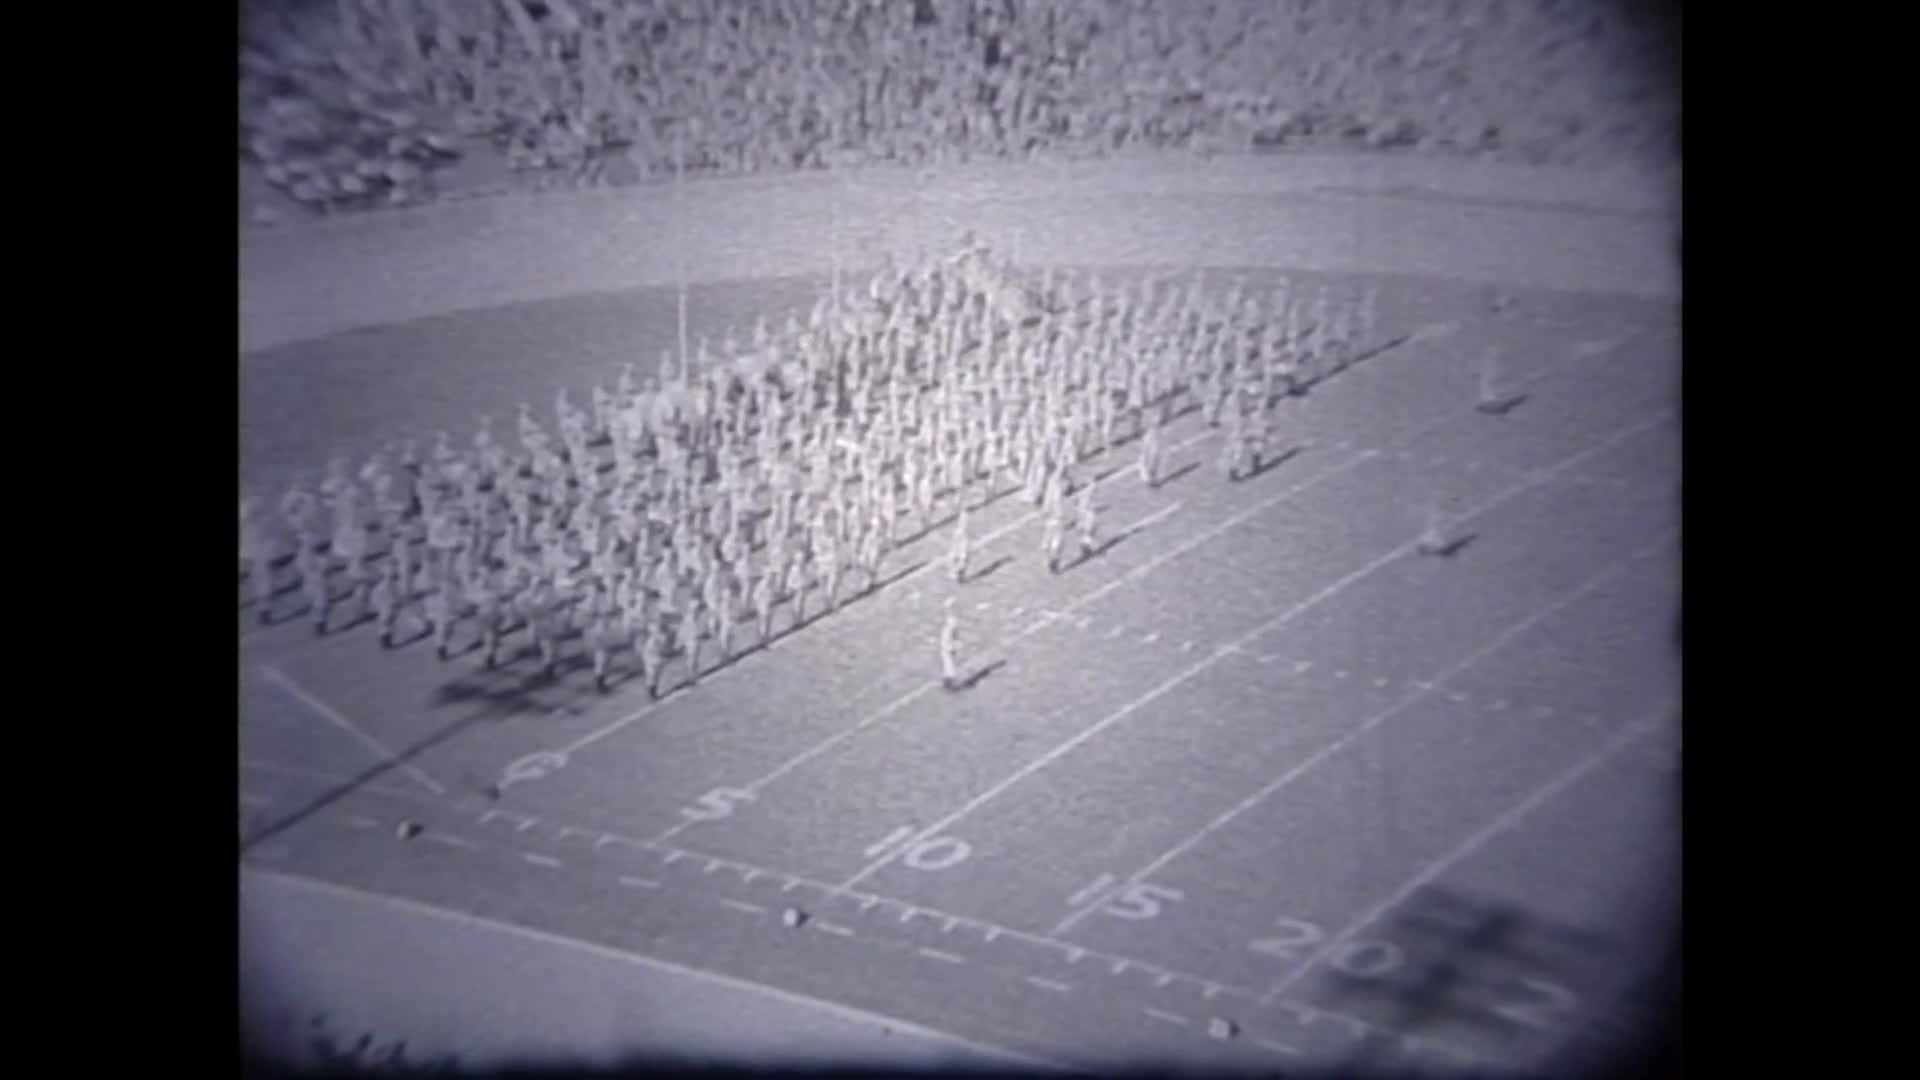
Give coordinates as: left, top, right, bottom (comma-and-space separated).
917, 947, 967, 965
618, 875, 661, 889
663, 849, 684, 865
1026, 976, 1072, 993
423, 833, 476, 850
720, 899, 766, 916
596, 834, 642, 853
522, 853, 561, 868
703, 859, 724, 874
1144, 1008, 1190, 1027
1154, 973, 1175, 988
1143, 632, 1160, 644
1254, 1038, 1303, 1057
815, 921, 854, 937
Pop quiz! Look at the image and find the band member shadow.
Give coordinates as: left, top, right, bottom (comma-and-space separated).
946, 657, 1006, 692
239, 572, 306, 612
1477, 391, 1530, 417
1151, 460, 1201, 490
957, 553, 1012, 586
1233, 442, 1305, 483
1417, 530, 1480, 559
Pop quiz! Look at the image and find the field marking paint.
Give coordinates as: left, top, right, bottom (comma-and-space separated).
720, 898, 767, 916
1144, 1008, 1190, 1027
1125, 500, 1184, 534
1255, 1038, 1303, 1057
1261, 708, 1667, 1003
243, 870, 1067, 1073
258, 665, 447, 796
917, 947, 967, 965
1047, 428, 1676, 936
1026, 976, 1073, 993
863, 825, 918, 859
814, 921, 854, 937
247, 772, 1286, 1021
423, 832, 476, 850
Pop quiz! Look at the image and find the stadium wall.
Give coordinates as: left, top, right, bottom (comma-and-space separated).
241, 152, 1680, 354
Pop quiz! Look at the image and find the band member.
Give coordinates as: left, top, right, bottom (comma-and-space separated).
938, 599, 962, 691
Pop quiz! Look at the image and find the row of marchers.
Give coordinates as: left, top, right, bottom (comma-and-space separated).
241, 243, 1379, 696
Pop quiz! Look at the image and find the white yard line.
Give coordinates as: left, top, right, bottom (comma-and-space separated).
654, 458, 1362, 848
1260, 709, 1670, 1003
257, 665, 448, 796
844, 412, 1670, 897
1050, 523, 1678, 936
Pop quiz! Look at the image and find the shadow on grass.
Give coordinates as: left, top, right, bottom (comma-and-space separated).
959, 554, 1013, 586
1152, 460, 1201, 489
1416, 532, 1479, 560
1238, 443, 1305, 483
1290, 883, 1680, 1079
948, 658, 1007, 692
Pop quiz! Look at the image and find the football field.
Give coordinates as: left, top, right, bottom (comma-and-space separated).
240, 265, 1679, 1074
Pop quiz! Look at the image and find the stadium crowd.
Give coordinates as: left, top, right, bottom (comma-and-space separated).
240, 240, 1379, 696
240, 0, 1677, 218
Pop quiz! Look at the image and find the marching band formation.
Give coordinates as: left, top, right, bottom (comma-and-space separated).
240, 241, 1378, 699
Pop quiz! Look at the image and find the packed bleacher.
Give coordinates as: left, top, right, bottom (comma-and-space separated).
239, 0, 1678, 219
